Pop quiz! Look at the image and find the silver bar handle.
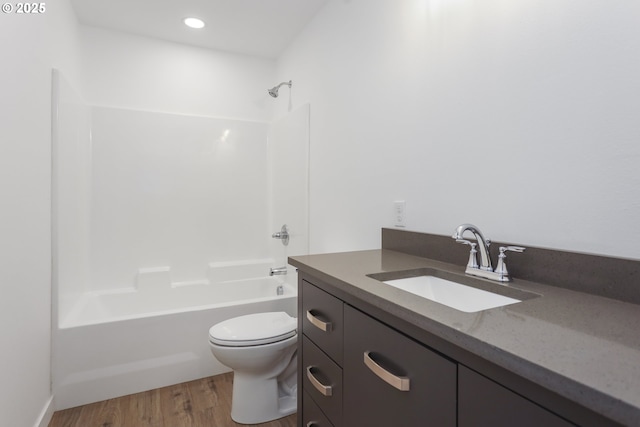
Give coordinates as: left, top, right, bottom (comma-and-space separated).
306, 366, 333, 396
363, 351, 410, 392
306, 310, 332, 332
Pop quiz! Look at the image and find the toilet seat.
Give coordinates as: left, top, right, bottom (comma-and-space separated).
209, 312, 297, 347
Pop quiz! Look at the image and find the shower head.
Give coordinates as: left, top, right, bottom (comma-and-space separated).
268, 80, 292, 98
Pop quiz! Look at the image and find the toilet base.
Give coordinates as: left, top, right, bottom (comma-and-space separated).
230, 372, 297, 424
208, 315, 298, 425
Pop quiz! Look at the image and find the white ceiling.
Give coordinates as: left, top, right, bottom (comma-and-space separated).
71, 0, 328, 59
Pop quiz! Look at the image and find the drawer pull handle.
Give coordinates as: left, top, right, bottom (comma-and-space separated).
306, 310, 333, 332
306, 366, 333, 396
306, 423, 318, 427
363, 351, 411, 392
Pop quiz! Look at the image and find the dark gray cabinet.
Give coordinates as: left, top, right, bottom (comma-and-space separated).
459, 365, 574, 427
301, 280, 343, 365
301, 390, 334, 427
301, 280, 344, 427
299, 273, 583, 427
301, 278, 455, 427
302, 336, 343, 425
343, 305, 456, 427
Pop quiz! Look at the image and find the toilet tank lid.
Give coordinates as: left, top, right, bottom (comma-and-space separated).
209, 312, 297, 344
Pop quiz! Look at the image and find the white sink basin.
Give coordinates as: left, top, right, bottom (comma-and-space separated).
383, 275, 521, 313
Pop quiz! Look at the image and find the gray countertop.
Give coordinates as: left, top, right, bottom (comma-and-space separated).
289, 249, 640, 426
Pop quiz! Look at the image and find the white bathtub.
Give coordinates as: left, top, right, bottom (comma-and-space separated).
53, 273, 297, 410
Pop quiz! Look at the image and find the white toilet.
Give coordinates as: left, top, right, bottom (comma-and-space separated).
208, 311, 298, 424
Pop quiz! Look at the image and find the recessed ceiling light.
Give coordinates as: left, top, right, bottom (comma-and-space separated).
184, 17, 205, 29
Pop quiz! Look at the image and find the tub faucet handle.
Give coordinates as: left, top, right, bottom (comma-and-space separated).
272, 224, 289, 246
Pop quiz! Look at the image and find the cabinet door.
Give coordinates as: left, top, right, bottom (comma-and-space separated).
302, 280, 344, 365
303, 336, 343, 427
459, 365, 575, 427
343, 306, 456, 427
302, 390, 335, 427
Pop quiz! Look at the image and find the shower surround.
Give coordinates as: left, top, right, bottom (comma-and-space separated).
52, 70, 308, 409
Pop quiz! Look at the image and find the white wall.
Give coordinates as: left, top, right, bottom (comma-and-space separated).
276, 0, 640, 260
0, 1, 82, 426
79, 25, 276, 121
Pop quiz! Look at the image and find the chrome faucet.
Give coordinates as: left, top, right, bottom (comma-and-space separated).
453, 224, 493, 271
452, 223, 525, 282
270, 266, 287, 276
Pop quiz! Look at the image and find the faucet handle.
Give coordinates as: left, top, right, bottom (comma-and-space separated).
495, 246, 526, 278
456, 239, 480, 245
501, 246, 526, 253
456, 239, 479, 269
272, 224, 289, 246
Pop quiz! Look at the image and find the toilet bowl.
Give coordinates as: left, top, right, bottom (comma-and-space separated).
208, 312, 297, 424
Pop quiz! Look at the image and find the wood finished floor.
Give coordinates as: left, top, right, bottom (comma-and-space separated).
48, 372, 296, 427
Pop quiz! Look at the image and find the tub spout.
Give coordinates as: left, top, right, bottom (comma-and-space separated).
270, 266, 287, 276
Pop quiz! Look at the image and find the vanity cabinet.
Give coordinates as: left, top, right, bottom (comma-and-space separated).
302, 280, 343, 365
458, 366, 574, 427
343, 305, 456, 427
299, 274, 578, 427
300, 277, 455, 427
302, 390, 334, 427
301, 280, 344, 427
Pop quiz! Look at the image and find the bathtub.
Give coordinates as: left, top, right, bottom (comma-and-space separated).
53, 271, 297, 410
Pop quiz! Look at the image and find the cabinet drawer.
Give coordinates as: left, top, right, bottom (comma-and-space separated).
303, 336, 343, 427
459, 365, 574, 427
302, 280, 343, 365
343, 305, 456, 427
302, 390, 335, 427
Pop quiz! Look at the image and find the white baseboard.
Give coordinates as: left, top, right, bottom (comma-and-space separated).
34, 395, 55, 427
54, 352, 228, 410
